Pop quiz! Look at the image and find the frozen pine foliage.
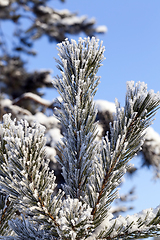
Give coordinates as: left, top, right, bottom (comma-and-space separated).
0, 37, 160, 239
142, 127, 160, 177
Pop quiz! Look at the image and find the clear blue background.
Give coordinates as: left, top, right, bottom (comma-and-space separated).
3, 0, 160, 216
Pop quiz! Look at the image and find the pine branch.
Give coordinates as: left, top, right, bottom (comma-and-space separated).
53, 37, 160, 238
91, 81, 160, 226
12, 93, 51, 107
0, 37, 160, 239
0, 192, 15, 236
93, 206, 160, 240
0, 114, 94, 239
0, 215, 55, 240
0, 114, 64, 236
54, 37, 105, 201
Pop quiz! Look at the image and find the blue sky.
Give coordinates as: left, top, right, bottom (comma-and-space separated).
3, 0, 160, 217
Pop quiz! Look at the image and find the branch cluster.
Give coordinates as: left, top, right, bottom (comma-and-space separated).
0, 37, 159, 239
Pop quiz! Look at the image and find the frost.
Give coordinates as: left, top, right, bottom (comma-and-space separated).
95, 25, 108, 33
38, 5, 53, 14
0, 0, 9, 6
95, 99, 116, 113
87, 206, 160, 239
142, 127, 160, 173
33, 189, 38, 200
60, 15, 87, 26
145, 127, 160, 153
45, 146, 57, 163
45, 128, 63, 147
56, 196, 93, 239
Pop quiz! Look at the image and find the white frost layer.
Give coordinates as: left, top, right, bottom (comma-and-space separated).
96, 124, 104, 141
0, 0, 9, 6
87, 205, 160, 240
25, 112, 59, 129
95, 25, 108, 33
94, 99, 116, 113
144, 127, 160, 171
60, 15, 87, 25
145, 127, 160, 148
0, 98, 12, 107
45, 128, 63, 147
45, 146, 57, 163
17, 92, 51, 106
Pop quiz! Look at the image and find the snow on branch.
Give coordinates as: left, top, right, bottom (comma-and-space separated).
54, 37, 105, 202
87, 206, 160, 239
0, 114, 64, 234
90, 81, 160, 226
12, 92, 51, 107
12, 92, 60, 110
0, 98, 32, 117
0, 37, 160, 239
95, 98, 160, 175
142, 127, 160, 177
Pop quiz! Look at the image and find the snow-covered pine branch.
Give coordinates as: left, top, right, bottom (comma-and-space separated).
0, 114, 64, 236
53, 37, 105, 202
0, 37, 159, 239
88, 82, 160, 237
54, 37, 160, 230
87, 206, 160, 240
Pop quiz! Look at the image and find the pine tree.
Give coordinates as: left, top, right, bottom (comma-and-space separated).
0, 37, 160, 239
